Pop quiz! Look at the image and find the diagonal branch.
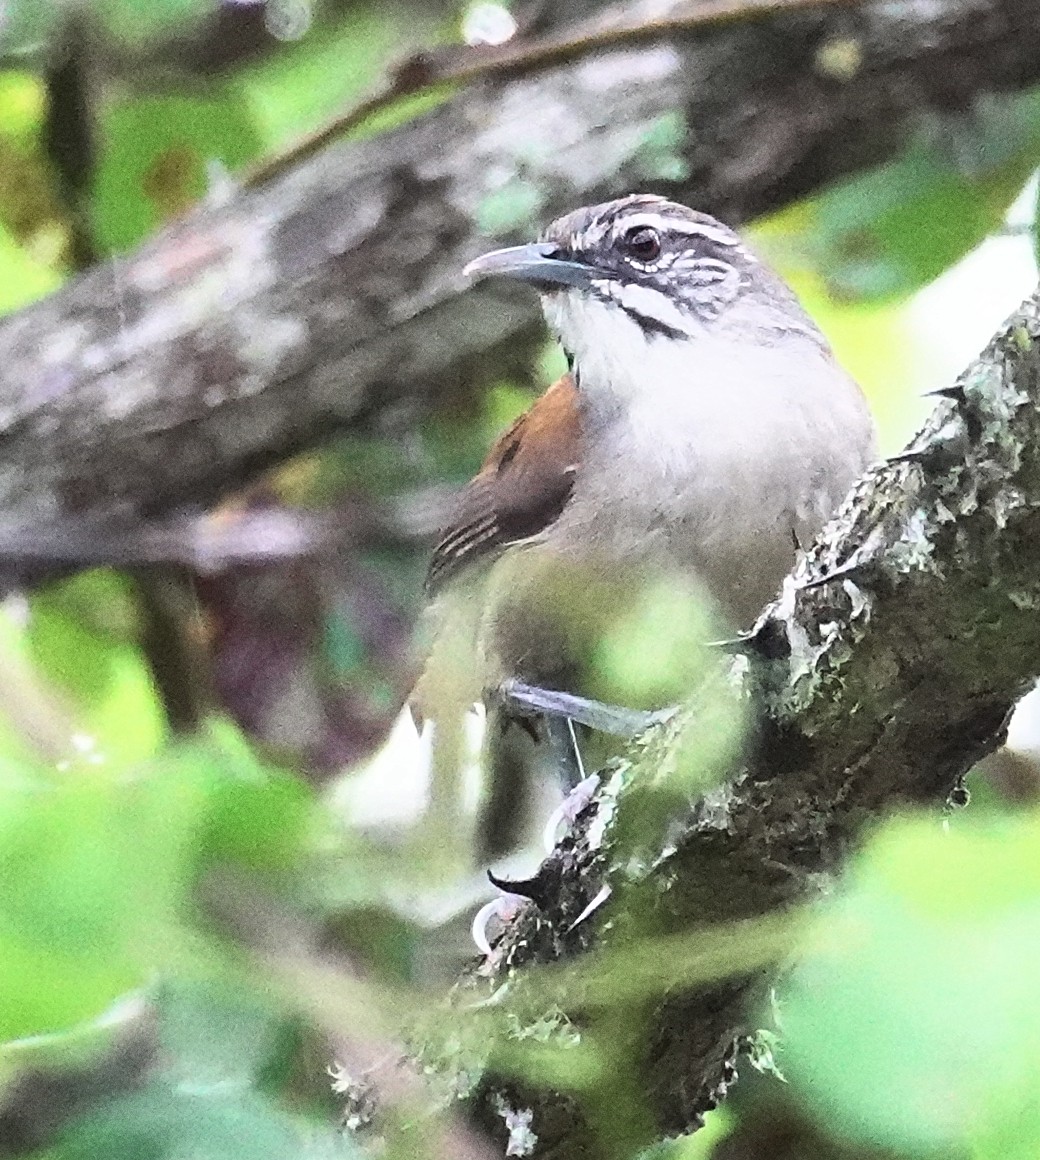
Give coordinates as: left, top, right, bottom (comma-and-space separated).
456, 285, 1040, 1157
0, 0, 1037, 523
246, 0, 849, 187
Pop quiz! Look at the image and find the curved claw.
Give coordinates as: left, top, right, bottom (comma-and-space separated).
470, 892, 529, 958
543, 773, 602, 853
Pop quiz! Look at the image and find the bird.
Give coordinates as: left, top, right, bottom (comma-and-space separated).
414, 193, 877, 857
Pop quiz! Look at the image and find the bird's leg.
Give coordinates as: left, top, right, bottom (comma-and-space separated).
544, 713, 585, 789
502, 679, 674, 738
566, 717, 586, 781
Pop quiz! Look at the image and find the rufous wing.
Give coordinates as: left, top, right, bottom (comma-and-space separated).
426, 374, 582, 594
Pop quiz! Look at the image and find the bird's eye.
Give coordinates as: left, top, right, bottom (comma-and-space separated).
621, 226, 661, 263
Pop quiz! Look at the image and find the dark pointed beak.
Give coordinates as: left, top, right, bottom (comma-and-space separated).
463, 242, 594, 290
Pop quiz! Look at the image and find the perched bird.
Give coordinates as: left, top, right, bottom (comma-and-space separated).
416, 194, 877, 855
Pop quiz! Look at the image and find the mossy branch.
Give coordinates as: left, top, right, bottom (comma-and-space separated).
453, 290, 1040, 1157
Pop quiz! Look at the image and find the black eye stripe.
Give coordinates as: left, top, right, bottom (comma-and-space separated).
615, 303, 686, 339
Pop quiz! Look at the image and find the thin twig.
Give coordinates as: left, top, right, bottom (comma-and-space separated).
246, 0, 853, 188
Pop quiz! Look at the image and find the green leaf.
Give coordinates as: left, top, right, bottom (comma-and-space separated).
0, 70, 45, 146
0, 768, 199, 1039
0, 219, 61, 313
237, 5, 444, 150
94, 0, 216, 46
0, 726, 314, 1044
28, 571, 164, 769
757, 87, 1040, 301
779, 814, 1040, 1155
55, 1081, 357, 1160
476, 180, 546, 236
631, 111, 691, 183
187, 721, 316, 875
92, 90, 263, 251
155, 977, 295, 1093
55, 975, 359, 1158
591, 577, 721, 710
0, 0, 67, 56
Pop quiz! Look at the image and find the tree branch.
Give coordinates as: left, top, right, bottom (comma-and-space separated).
455, 286, 1040, 1157
0, 0, 1038, 522
245, 0, 848, 186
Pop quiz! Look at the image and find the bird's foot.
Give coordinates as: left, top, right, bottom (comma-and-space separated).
471, 890, 530, 959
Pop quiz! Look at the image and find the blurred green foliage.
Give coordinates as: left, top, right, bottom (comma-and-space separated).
27, 571, 164, 766
755, 88, 1040, 301
779, 813, 1040, 1159
93, 91, 262, 250
0, 1, 1036, 1158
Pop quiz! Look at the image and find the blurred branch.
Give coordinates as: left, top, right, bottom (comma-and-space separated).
0, 509, 331, 576
453, 287, 1040, 1155
133, 569, 210, 733
0, 0, 1037, 521
42, 14, 99, 269
246, 0, 848, 186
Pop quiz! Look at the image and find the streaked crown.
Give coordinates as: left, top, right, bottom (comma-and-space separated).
539, 195, 790, 338
463, 194, 821, 352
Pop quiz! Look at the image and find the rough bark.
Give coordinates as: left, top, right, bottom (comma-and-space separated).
457, 289, 1040, 1157
2, 0, 1040, 522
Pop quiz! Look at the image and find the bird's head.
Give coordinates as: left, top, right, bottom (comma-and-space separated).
464, 195, 812, 394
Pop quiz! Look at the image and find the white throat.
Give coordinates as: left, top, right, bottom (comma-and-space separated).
542, 289, 704, 406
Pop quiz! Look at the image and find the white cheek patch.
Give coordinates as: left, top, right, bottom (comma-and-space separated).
542, 292, 692, 404
543, 291, 626, 361
610, 282, 698, 336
